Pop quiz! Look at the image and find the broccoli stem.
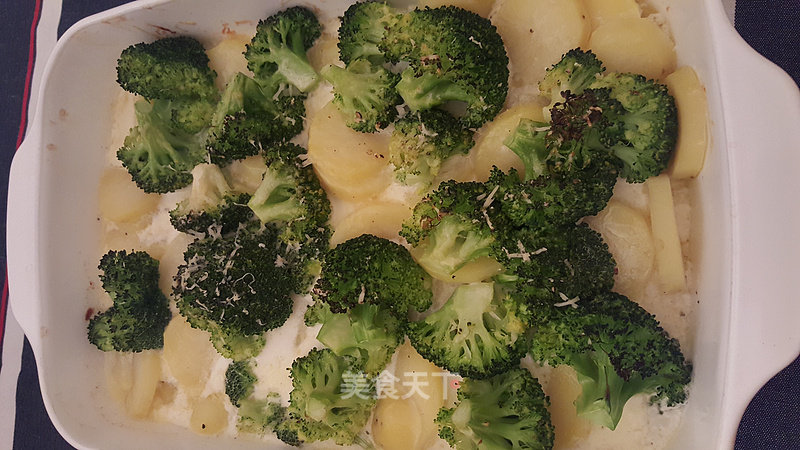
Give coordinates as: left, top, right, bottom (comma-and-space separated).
396, 69, 473, 112
248, 167, 304, 223
271, 44, 319, 93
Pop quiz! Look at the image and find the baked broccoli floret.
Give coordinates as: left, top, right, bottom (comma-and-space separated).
305, 302, 404, 375
224, 362, 298, 445
538, 49, 679, 182
169, 164, 255, 236
311, 234, 432, 317
487, 166, 617, 233
116, 36, 217, 102
402, 168, 615, 281
274, 419, 303, 447
285, 348, 376, 445
436, 368, 555, 450
150, 97, 215, 135
238, 394, 291, 435
499, 223, 616, 302
407, 282, 530, 378
117, 100, 208, 193
578, 292, 692, 424
400, 180, 496, 281
383, 6, 509, 128
225, 360, 257, 407
87, 250, 171, 352
173, 225, 297, 360
389, 109, 474, 187
248, 143, 331, 292
206, 72, 305, 166
412, 215, 496, 282
338, 1, 400, 64
245, 6, 321, 93
538, 48, 605, 117
527, 291, 692, 430
223, 359, 299, 441
321, 59, 402, 133
501, 118, 550, 181
590, 72, 678, 182
500, 95, 620, 225
505, 89, 624, 181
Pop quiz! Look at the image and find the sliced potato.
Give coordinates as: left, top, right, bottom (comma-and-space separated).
308, 102, 393, 201
372, 342, 447, 449
101, 220, 146, 254
221, 155, 267, 194
190, 394, 229, 435
665, 66, 709, 179
157, 233, 192, 295
472, 103, 544, 181
373, 398, 423, 450
126, 350, 162, 418
206, 36, 250, 90
98, 167, 161, 223
545, 365, 592, 448
420, 0, 495, 17
491, 0, 589, 88
646, 175, 686, 292
308, 33, 341, 71
583, 0, 641, 29
163, 316, 216, 397
151, 381, 178, 410
397, 344, 447, 448
104, 352, 135, 406
435, 152, 476, 185
331, 202, 413, 246
589, 18, 676, 80
449, 256, 505, 283
589, 200, 655, 298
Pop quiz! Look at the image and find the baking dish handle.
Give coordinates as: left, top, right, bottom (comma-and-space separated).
7, 125, 44, 353
712, 21, 800, 446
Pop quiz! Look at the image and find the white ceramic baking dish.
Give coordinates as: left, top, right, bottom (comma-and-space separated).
7, 0, 800, 448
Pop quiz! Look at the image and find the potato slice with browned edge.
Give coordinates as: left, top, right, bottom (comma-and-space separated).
308, 102, 393, 201
666, 67, 709, 179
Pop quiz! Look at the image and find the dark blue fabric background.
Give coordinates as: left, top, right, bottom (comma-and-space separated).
0, 1, 797, 449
